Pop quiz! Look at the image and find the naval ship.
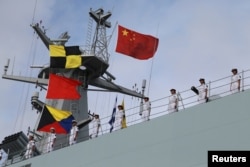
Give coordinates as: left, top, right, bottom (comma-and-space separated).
0, 8, 250, 167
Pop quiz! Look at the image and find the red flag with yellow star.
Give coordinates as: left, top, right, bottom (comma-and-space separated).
115, 25, 159, 60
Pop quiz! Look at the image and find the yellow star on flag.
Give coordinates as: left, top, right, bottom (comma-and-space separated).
122, 29, 129, 36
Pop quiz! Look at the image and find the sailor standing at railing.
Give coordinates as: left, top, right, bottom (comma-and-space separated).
47, 127, 56, 153
114, 105, 125, 130
89, 114, 101, 138
24, 135, 35, 159
0, 148, 4, 166
168, 89, 178, 114
0, 148, 2, 161
69, 120, 79, 145
197, 78, 208, 104
142, 97, 151, 121
230, 68, 241, 94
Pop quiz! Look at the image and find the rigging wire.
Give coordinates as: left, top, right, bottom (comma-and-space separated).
13, 0, 44, 132
147, 23, 160, 97
16, 32, 39, 132
12, 32, 38, 132
94, 92, 99, 113
12, 84, 25, 132
147, 56, 154, 97
31, 0, 38, 24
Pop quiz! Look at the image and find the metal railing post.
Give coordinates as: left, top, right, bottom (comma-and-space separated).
242, 70, 244, 91
177, 92, 185, 110
208, 81, 211, 98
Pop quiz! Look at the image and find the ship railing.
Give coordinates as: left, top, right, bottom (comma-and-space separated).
3, 147, 40, 166
80, 46, 108, 62
40, 68, 250, 150
3, 69, 250, 165
98, 68, 250, 132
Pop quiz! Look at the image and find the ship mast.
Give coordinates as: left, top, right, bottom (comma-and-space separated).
89, 8, 111, 63
2, 8, 145, 153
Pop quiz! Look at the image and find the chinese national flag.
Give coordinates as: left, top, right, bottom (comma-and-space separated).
115, 25, 159, 60
46, 73, 82, 99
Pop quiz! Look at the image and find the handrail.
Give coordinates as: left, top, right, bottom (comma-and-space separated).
4, 68, 250, 166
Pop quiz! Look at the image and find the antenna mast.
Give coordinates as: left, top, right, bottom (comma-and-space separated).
89, 8, 112, 63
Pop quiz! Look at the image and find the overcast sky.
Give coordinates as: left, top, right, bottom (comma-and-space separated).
0, 0, 250, 141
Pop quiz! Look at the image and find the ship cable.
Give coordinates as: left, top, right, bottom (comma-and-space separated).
31, 0, 38, 24
147, 23, 160, 97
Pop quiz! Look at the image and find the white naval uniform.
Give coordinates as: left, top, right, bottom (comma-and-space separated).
197, 84, 208, 104
47, 133, 56, 153
69, 126, 79, 145
24, 139, 35, 159
168, 94, 178, 114
90, 118, 101, 138
0, 149, 2, 160
231, 74, 241, 93
114, 109, 124, 130
142, 101, 151, 121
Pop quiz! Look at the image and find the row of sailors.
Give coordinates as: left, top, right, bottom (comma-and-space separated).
24, 115, 100, 159
168, 68, 241, 113
24, 102, 146, 159
106, 70, 241, 127
23, 68, 241, 159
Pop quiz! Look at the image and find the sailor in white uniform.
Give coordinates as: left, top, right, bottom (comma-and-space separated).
197, 78, 208, 104
47, 127, 56, 153
230, 68, 241, 94
142, 97, 151, 121
24, 135, 35, 159
0, 148, 4, 166
90, 114, 101, 138
168, 89, 178, 114
114, 105, 125, 130
0, 148, 2, 161
69, 120, 79, 146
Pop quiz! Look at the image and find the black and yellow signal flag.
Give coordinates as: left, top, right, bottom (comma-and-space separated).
49, 45, 82, 68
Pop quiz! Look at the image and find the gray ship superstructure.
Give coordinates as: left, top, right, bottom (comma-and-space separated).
1, 7, 250, 167
1, 78, 250, 167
